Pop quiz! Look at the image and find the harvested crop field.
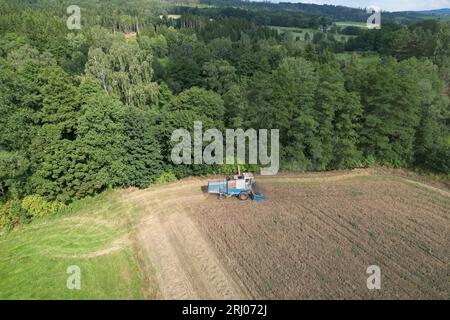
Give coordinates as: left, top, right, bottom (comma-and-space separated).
126, 170, 450, 300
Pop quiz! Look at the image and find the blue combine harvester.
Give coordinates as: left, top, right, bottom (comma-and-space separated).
207, 167, 266, 202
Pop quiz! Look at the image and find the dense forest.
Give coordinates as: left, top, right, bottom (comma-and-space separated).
199, 0, 443, 24
0, 0, 449, 229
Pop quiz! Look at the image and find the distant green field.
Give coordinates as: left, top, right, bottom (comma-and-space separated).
269, 25, 318, 41
336, 21, 368, 29
269, 25, 355, 42
0, 192, 145, 299
336, 52, 380, 65
336, 34, 358, 41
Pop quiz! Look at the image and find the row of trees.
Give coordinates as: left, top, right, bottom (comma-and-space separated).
174, 7, 332, 30
233, 56, 448, 172
0, 35, 166, 203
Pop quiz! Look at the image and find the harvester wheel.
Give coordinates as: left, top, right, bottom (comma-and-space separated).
238, 192, 249, 201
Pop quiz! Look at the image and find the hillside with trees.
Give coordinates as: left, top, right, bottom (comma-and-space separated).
0, 0, 449, 229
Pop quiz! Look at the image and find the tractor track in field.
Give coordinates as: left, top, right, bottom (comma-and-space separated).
123, 170, 450, 300
124, 183, 247, 300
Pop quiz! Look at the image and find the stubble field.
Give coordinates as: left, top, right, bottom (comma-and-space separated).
127, 169, 450, 299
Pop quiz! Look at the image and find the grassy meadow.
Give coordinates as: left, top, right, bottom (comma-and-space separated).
335, 21, 368, 28
0, 191, 145, 299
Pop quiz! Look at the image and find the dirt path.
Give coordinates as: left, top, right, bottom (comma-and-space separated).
124, 182, 247, 300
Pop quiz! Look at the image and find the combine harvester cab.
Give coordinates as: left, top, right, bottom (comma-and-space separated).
207, 169, 265, 202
